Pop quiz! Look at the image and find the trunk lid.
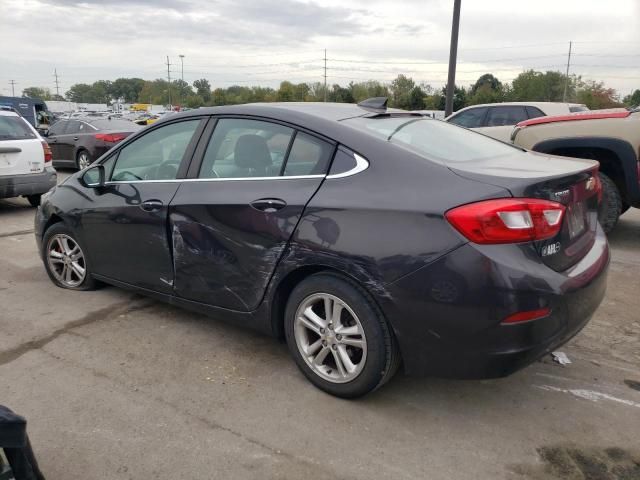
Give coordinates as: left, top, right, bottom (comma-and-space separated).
447, 150, 600, 271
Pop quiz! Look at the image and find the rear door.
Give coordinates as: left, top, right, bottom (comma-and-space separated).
46, 120, 67, 161
170, 117, 335, 311
80, 117, 206, 294
56, 120, 81, 162
0, 114, 43, 176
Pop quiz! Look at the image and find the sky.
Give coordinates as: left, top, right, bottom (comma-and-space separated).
1, 0, 639, 98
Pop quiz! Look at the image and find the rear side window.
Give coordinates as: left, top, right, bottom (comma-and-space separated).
283, 133, 333, 176
569, 105, 589, 113
526, 106, 546, 119
65, 121, 81, 134
448, 107, 487, 128
0, 115, 36, 141
199, 118, 294, 179
343, 116, 520, 164
48, 121, 67, 135
485, 106, 528, 127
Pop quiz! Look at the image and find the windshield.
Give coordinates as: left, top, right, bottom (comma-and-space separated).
0, 115, 37, 141
343, 116, 521, 164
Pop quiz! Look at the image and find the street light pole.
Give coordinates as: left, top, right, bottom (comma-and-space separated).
179, 54, 185, 107
445, 0, 462, 117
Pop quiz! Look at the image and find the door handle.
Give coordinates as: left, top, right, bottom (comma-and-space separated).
250, 198, 287, 213
140, 199, 164, 212
0, 147, 21, 154
73, 137, 79, 141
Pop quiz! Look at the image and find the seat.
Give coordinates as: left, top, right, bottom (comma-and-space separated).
233, 135, 272, 177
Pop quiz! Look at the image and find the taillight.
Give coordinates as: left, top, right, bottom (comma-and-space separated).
95, 133, 127, 143
502, 307, 551, 325
445, 198, 566, 244
593, 171, 603, 203
41, 141, 52, 163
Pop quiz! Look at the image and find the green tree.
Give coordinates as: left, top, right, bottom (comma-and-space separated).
111, 78, 145, 103
408, 86, 426, 110
22, 87, 52, 100
193, 79, 212, 102
65, 83, 93, 102
511, 70, 575, 102
470, 73, 502, 96
576, 80, 623, 109
437, 85, 467, 111
185, 94, 204, 108
389, 74, 415, 109
622, 89, 640, 108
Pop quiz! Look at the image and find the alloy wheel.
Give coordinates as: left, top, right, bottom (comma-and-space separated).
293, 293, 367, 383
78, 152, 90, 170
46, 234, 86, 288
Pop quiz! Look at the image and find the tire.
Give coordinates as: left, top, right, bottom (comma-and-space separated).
598, 173, 622, 234
76, 150, 92, 170
26, 195, 41, 207
284, 272, 401, 398
42, 223, 98, 291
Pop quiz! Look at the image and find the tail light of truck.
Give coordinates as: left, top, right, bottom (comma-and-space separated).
445, 198, 566, 244
42, 141, 52, 163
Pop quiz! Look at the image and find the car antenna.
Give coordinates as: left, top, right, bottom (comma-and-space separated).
357, 97, 388, 114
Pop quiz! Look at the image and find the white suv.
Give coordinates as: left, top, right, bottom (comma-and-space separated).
446, 102, 588, 142
0, 110, 57, 206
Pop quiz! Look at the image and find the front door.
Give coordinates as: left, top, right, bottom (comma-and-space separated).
170, 117, 335, 311
80, 118, 205, 294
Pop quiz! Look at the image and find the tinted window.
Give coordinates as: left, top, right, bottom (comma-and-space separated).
48, 121, 67, 135
199, 118, 294, 179
569, 105, 589, 113
526, 106, 546, 119
89, 119, 141, 131
283, 133, 333, 176
0, 115, 36, 141
485, 106, 528, 127
64, 120, 81, 134
110, 119, 201, 181
328, 147, 358, 175
343, 116, 520, 164
448, 108, 488, 128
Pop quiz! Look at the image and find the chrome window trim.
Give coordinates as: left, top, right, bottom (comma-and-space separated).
326, 153, 369, 179
103, 174, 326, 185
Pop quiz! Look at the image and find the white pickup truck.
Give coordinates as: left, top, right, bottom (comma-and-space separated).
0, 110, 57, 206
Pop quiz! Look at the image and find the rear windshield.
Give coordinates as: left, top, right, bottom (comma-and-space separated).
87, 119, 141, 131
0, 115, 37, 141
343, 116, 520, 163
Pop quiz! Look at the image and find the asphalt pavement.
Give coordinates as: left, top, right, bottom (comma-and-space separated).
1, 170, 639, 479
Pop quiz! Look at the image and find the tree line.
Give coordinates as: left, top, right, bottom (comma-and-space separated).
22, 70, 640, 111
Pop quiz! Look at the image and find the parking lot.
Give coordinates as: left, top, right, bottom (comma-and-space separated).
1, 170, 639, 480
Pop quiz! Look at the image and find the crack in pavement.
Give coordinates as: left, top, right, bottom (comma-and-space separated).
0, 229, 35, 239
0, 296, 155, 367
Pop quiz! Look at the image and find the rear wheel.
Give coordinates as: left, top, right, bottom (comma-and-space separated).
598, 173, 622, 233
284, 273, 400, 398
26, 195, 41, 207
42, 223, 97, 290
76, 150, 92, 170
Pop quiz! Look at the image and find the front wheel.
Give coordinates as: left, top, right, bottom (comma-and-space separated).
42, 223, 97, 290
284, 273, 400, 398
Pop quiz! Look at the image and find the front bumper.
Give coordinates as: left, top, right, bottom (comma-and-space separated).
384, 226, 610, 378
0, 166, 57, 199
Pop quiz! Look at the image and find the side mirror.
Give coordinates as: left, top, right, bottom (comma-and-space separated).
82, 164, 105, 188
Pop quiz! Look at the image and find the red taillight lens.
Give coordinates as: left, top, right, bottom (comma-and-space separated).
445, 198, 565, 244
502, 307, 551, 325
41, 141, 52, 163
593, 171, 603, 203
95, 133, 127, 143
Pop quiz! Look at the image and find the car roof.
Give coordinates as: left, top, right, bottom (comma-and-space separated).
0, 110, 19, 117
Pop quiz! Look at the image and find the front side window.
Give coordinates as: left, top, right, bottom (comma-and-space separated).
110, 119, 201, 181
448, 108, 488, 128
485, 106, 528, 127
199, 118, 294, 179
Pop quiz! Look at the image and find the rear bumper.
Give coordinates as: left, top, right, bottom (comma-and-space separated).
385, 226, 610, 378
0, 166, 57, 199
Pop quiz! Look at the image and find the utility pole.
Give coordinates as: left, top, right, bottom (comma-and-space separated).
445, 0, 461, 117
563, 41, 572, 102
166, 56, 172, 110
179, 54, 185, 107
9, 80, 16, 97
53, 69, 60, 97
323, 49, 327, 102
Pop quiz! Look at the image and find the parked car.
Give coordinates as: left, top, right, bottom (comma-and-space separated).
0, 95, 53, 135
0, 110, 56, 206
45, 117, 141, 170
446, 102, 588, 142
35, 99, 609, 397
511, 108, 640, 232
